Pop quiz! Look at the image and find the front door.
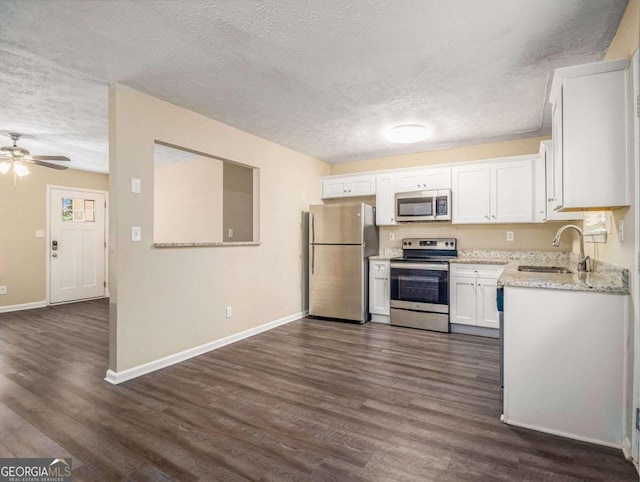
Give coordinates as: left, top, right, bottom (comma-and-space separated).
49, 188, 106, 304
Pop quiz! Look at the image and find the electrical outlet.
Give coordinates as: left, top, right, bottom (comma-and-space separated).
226, 306, 232, 318
506, 231, 514, 242
388, 232, 395, 241
131, 226, 142, 242
0, 286, 7, 295
131, 178, 141, 194
618, 220, 624, 242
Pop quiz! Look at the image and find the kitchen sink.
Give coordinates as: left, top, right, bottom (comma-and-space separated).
518, 265, 573, 274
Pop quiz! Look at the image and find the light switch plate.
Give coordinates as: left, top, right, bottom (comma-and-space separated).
131, 178, 141, 194
131, 226, 142, 242
35, 229, 45, 238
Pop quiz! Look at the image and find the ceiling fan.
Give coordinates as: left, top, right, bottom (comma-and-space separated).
0, 132, 70, 177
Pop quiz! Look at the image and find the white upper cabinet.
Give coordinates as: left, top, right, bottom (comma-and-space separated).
491, 160, 534, 223
452, 158, 534, 224
395, 167, 451, 192
322, 174, 376, 198
539, 141, 582, 221
375, 173, 396, 225
549, 59, 630, 210
451, 163, 491, 223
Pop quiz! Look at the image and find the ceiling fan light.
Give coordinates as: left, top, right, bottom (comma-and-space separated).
386, 124, 431, 144
13, 161, 29, 177
0, 161, 10, 174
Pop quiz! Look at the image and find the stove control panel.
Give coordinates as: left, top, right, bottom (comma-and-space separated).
402, 238, 457, 250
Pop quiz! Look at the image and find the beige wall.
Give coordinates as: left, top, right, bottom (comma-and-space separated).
605, 0, 639, 62
223, 162, 254, 242
330, 136, 549, 175
109, 84, 329, 372
0, 167, 108, 307
154, 157, 224, 243
378, 222, 572, 253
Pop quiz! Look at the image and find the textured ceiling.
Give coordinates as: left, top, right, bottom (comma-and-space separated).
0, 0, 628, 173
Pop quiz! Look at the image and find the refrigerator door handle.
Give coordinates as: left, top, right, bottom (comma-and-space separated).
311, 213, 315, 243
311, 245, 315, 275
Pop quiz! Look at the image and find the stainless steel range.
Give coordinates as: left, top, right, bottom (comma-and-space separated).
390, 238, 457, 332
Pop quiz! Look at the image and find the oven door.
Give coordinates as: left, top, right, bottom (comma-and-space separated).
390, 262, 449, 313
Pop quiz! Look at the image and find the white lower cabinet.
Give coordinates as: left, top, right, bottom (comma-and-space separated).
369, 259, 390, 322
450, 264, 505, 329
503, 286, 626, 447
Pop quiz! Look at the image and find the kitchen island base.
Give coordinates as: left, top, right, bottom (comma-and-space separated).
503, 286, 628, 448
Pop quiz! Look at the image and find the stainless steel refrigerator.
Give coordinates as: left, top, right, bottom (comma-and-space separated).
309, 203, 378, 323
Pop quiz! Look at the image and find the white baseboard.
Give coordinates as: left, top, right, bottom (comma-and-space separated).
503, 417, 622, 450
622, 436, 632, 460
370, 314, 390, 324
105, 310, 308, 385
450, 323, 499, 339
0, 300, 48, 313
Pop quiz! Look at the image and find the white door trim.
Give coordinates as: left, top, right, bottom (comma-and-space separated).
631, 47, 640, 469
46, 185, 109, 305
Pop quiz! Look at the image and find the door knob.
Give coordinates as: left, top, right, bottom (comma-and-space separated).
52, 253, 58, 258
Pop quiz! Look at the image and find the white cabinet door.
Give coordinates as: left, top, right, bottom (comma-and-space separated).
375, 174, 396, 225
449, 276, 477, 325
323, 178, 350, 198
550, 60, 630, 210
423, 167, 452, 190
541, 140, 582, 221
491, 160, 533, 223
395, 169, 424, 192
452, 164, 491, 224
476, 278, 500, 329
395, 167, 452, 192
552, 97, 564, 208
350, 176, 376, 196
369, 260, 390, 316
322, 175, 375, 198
450, 264, 504, 328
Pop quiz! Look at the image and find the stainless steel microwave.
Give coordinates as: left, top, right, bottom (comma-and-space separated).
395, 189, 452, 222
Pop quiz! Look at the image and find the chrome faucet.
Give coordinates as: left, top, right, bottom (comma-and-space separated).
552, 224, 590, 272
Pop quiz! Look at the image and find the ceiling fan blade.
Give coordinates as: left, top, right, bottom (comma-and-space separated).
24, 159, 68, 170
30, 155, 71, 161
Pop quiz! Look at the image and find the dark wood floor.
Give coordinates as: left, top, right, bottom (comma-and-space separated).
0, 299, 636, 481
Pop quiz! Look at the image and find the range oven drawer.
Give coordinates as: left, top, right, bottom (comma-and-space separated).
390, 308, 449, 332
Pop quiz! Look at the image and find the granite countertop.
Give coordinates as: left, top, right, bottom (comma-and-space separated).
452, 250, 629, 294
154, 241, 261, 248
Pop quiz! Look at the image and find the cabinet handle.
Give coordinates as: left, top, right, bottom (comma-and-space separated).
390, 217, 393, 222
548, 198, 555, 202
485, 215, 490, 220
492, 215, 496, 219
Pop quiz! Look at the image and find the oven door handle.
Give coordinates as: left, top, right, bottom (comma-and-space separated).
390, 262, 449, 271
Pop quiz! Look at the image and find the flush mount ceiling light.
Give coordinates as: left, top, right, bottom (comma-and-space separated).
386, 124, 431, 144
